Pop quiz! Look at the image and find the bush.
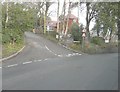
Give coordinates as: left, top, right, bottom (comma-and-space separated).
91, 36, 105, 46
2, 29, 24, 44
70, 23, 82, 43
47, 31, 58, 38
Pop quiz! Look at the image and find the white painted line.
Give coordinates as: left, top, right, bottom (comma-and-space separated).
37, 60, 42, 62
66, 55, 71, 57
7, 64, 18, 68
0, 67, 2, 68
68, 54, 72, 56
58, 55, 63, 57
44, 59, 48, 61
72, 53, 76, 55
45, 45, 49, 51
45, 45, 57, 56
62, 45, 65, 47
75, 53, 79, 55
1, 46, 25, 61
23, 61, 33, 65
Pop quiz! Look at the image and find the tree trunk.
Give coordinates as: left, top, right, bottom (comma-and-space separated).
44, 2, 48, 34
65, 1, 70, 36
109, 28, 113, 42
44, 12, 46, 34
97, 30, 99, 37
62, 0, 66, 35
78, 0, 80, 25
5, 2, 9, 29
57, 0, 60, 33
86, 3, 90, 42
86, 22, 90, 41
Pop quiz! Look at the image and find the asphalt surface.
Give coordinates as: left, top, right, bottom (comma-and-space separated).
2, 32, 118, 90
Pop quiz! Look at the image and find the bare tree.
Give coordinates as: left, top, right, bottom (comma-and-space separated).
62, 0, 66, 35
44, 1, 53, 34
85, 2, 97, 41
64, 0, 71, 36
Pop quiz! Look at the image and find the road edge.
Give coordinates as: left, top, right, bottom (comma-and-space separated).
1, 45, 25, 62
58, 43, 87, 55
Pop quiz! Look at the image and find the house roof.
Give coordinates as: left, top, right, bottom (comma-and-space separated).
65, 13, 77, 19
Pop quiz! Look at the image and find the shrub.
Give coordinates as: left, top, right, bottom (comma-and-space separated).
48, 31, 58, 38
70, 23, 82, 43
91, 36, 104, 46
2, 29, 24, 44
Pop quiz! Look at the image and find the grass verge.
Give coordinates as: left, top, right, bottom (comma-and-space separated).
2, 41, 24, 58
69, 42, 118, 54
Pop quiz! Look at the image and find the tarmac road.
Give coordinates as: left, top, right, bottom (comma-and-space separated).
2, 32, 118, 90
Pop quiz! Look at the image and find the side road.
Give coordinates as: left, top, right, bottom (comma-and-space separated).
2, 32, 82, 67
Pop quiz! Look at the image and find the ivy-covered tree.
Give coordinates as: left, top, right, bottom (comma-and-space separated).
94, 2, 118, 42
2, 2, 35, 44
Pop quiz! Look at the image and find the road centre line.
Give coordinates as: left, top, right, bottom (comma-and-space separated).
5, 53, 82, 68
7, 64, 18, 68
23, 61, 33, 65
37, 60, 42, 62
34, 60, 39, 62
58, 55, 63, 57
44, 58, 48, 61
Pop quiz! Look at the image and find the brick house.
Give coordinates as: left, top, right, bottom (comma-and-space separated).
65, 13, 78, 29
47, 13, 78, 33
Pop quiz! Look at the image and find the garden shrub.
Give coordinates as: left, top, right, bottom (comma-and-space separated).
91, 36, 104, 46
70, 23, 82, 43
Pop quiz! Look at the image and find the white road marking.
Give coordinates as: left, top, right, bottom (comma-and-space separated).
45, 45, 50, 51
72, 53, 76, 55
75, 53, 79, 55
37, 60, 42, 62
7, 64, 18, 68
44, 59, 48, 61
66, 55, 70, 57
23, 61, 33, 65
5, 53, 82, 68
45, 45, 58, 56
0, 67, 2, 68
1, 46, 25, 61
58, 55, 63, 57
65, 53, 82, 57
68, 54, 72, 56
